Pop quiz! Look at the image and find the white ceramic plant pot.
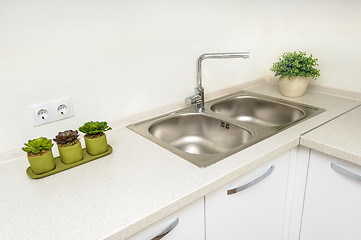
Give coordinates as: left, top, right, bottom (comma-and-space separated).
278, 76, 309, 98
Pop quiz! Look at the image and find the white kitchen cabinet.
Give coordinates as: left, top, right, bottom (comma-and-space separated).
205, 150, 291, 240
127, 197, 204, 240
300, 150, 361, 240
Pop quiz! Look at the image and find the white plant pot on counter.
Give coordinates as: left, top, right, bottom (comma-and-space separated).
279, 76, 309, 98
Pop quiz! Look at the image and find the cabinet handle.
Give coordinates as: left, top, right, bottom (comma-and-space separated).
151, 217, 179, 240
227, 165, 274, 195
331, 162, 361, 182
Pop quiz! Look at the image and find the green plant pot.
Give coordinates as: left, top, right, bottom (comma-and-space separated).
27, 150, 55, 175
84, 134, 108, 156
58, 141, 84, 164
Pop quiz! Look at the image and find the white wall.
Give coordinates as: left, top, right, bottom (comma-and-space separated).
1, 0, 360, 153
265, 0, 361, 92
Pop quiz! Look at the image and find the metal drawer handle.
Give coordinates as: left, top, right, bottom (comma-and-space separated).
227, 165, 275, 195
331, 162, 361, 182
151, 217, 179, 240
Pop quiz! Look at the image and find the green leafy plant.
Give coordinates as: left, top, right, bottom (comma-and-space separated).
270, 51, 320, 80
53, 130, 80, 147
79, 121, 112, 137
22, 137, 53, 155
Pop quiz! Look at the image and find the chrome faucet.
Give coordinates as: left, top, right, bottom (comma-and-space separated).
185, 52, 250, 112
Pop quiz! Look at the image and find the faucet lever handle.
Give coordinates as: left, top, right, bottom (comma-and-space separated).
185, 94, 202, 106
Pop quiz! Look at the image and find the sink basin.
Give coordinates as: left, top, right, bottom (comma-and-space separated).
149, 114, 252, 155
128, 91, 324, 168
210, 96, 304, 127
129, 112, 253, 167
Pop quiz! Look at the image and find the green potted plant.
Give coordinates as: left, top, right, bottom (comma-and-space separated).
22, 137, 55, 174
79, 121, 112, 156
53, 130, 83, 164
270, 51, 320, 97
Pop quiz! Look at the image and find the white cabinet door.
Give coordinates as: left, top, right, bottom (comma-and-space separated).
205, 151, 290, 240
300, 150, 361, 240
127, 197, 204, 240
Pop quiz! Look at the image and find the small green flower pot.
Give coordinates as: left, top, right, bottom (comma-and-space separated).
84, 134, 108, 156
58, 141, 84, 164
27, 150, 55, 175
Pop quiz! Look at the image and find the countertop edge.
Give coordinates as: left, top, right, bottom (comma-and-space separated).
300, 137, 361, 165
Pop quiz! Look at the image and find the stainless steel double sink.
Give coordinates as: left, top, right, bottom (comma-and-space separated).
128, 91, 325, 167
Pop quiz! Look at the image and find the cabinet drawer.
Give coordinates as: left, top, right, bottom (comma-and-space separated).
301, 150, 361, 240
127, 197, 204, 240
205, 151, 290, 240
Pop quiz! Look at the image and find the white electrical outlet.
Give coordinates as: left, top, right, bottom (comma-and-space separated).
57, 104, 67, 115
29, 96, 75, 127
37, 109, 49, 120
53, 97, 74, 121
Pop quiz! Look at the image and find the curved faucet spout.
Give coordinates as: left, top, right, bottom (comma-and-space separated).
186, 52, 250, 112
197, 52, 250, 89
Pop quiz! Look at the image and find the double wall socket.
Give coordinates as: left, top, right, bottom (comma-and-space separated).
29, 97, 75, 126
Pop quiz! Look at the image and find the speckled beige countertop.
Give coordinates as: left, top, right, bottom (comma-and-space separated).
0, 80, 360, 240
301, 105, 361, 165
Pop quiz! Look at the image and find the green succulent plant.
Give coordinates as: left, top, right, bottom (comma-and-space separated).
270, 51, 320, 80
53, 130, 79, 146
22, 137, 54, 155
79, 121, 112, 136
